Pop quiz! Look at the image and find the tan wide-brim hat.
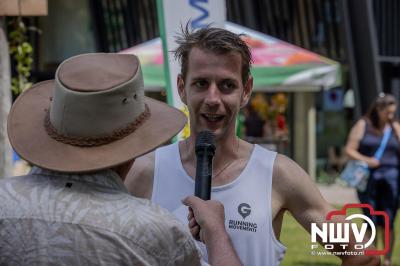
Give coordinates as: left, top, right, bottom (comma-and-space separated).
8, 53, 186, 173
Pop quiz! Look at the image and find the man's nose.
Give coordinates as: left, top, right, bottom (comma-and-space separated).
204, 84, 220, 107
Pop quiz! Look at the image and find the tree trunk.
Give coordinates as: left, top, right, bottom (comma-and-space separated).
0, 17, 12, 178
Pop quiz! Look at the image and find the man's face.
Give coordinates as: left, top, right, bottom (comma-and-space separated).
178, 47, 252, 139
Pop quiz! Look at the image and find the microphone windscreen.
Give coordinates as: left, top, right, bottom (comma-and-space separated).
195, 131, 216, 150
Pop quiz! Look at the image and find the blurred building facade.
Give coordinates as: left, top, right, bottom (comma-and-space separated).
17, 0, 399, 113
18, 0, 400, 115
18, 0, 400, 94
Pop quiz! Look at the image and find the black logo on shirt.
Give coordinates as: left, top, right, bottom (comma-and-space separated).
229, 220, 257, 232
228, 203, 257, 232
238, 203, 251, 219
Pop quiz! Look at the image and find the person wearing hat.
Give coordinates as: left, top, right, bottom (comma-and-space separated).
0, 53, 241, 265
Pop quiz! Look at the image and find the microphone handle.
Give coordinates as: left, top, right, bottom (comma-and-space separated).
195, 152, 212, 200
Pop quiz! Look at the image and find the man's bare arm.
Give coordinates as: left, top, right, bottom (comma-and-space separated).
273, 154, 380, 266
124, 151, 155, 199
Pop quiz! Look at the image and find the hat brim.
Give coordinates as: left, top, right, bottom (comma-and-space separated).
8, 80, 186, 173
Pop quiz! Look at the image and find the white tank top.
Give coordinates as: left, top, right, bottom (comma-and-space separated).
152, 142, 286, 266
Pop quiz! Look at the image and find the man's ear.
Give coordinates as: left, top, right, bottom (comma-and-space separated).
177, 74, 187, 105
240, 76, 253, 108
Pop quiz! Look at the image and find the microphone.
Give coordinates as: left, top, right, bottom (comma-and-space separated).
194, 131, 216, 200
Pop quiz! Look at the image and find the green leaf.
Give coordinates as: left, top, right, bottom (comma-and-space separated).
22, 42, 33, 53
8, 18, 38, 95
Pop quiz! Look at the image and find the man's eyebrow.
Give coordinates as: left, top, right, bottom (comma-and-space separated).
191, 76, 207, 81
221, 78, 238, 83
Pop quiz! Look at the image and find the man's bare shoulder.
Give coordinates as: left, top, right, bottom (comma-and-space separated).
272, 154, 328, 211
272, 154, 308, 189
124, 151, 155, 199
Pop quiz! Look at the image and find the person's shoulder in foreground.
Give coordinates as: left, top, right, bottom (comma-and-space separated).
0, 167, 200, 265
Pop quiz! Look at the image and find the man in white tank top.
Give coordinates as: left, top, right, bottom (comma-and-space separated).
125, 26, 379, 266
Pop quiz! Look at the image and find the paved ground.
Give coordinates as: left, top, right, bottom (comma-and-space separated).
317, 183, 359, 206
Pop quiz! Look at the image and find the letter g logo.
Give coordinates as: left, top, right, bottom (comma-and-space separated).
238, 203, 251, 219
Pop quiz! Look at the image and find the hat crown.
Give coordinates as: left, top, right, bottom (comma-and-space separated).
58, 54, 138, 92
49, 53, 146, 140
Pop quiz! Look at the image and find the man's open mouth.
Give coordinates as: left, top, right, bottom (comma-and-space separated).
201, 114, 225, 122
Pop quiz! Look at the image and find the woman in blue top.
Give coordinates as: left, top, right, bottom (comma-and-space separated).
345, 93, 400, 266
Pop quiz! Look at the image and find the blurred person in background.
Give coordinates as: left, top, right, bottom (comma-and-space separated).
345, 93, 400, 266
243, 104, 264, 138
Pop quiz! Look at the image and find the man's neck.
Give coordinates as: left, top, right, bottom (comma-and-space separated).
185, 132, 240, 167
180, 131, 255, 185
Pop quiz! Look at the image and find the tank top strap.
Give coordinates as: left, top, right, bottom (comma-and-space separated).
154, 142, 180, 173
152, 142, 194, 212
249, 144, 277, 188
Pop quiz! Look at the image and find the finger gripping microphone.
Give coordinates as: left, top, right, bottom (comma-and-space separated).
195, 131, 216, 200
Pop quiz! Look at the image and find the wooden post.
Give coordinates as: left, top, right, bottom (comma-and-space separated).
0, 0, 47, 16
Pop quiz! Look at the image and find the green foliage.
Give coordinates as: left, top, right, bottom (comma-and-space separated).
8, 18, 34, 95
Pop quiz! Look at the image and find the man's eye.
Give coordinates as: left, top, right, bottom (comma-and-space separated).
194, 80, 207, 88
221, 82, 236, 91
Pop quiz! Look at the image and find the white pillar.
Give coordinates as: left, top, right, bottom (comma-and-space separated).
293, 92, 316, 179
0, 17, 13, 178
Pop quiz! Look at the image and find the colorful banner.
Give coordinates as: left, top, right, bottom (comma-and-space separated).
121, 22, 340, 90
